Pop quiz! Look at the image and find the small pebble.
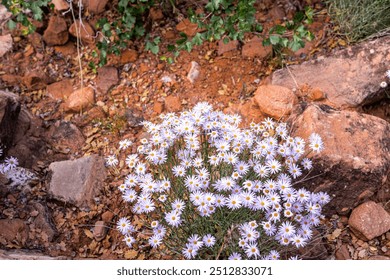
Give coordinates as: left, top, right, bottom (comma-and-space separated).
93, 221, 107, 242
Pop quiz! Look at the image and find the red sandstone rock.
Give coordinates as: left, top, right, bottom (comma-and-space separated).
348, 201, 390, 241
292, 105, 390, 215
176, 18, 200, 37
46, 79, 74, 100
242, 37, 272, 58
218, 39, 239, 56
253, 84, 298, 119
43, 16, 68, 46
69, 20, 95, 45
164, 95, 181, 112
96, 66, 119, 94
63, 87, 95, 112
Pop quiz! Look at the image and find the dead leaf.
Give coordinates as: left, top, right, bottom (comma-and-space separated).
338, 39, 347, 46
78, 212, 90, 219
84, 229, 94, 239
327, 228, 342, 241
85, 127, 100, 137
89, 240, 98, 251
133, 215, 143, 229
124, 249, 138, 260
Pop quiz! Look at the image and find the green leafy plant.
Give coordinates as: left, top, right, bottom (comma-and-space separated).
2, 0, 316, 67
145, 36, 161, 54
1, 0, 51, 35
263, 7, 314, 56
169, 1, 313, 61
171, 0, 260, 56
94, 0, 155, 67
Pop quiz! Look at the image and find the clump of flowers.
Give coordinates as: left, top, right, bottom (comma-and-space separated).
0, 143, 37, 186
107, 102, 330, 260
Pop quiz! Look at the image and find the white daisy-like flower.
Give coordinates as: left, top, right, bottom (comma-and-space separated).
228, 252, 242, 260
105, 155, 118, 167
149, 234, 163, 248
135, 162, 147, 175
188, 234, 204, 249
278, 221, 296, 238
172, 165, 186, 177
165, 211, 181, 227
290, 234, 307, 248
172, 199, 186, 212
226, 194, 242, 209
301, 158, 313, 170
117, 217, 132, 235
182, 244, 197, 259
123, 235, 135, 248
150, 220, 159, 228
203, 234, 216, 247
267, 159, 282, 174
263, 117, 275, 129
214, 194, 226, 207
122, 189, 137, 202
153, 225, 166, 237
297, 188, 311, 203
288, 163, 302, 179
269, 250, 280, 260
118, 183, 127, 192
119, 139, 132, 150
386, 69, 390, 79
253, 195, 271, 211
245, 242, 260, 259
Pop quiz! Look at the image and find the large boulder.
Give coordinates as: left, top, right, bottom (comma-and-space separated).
0, 91, 20, 154
48, 155, 106, 209
291, 104, 390, 215
0, 91, 47, 169
272, 35, 390, 109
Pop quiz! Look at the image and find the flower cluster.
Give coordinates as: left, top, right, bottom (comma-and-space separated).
0, 142, 37, 186
108, 102, 329, 259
